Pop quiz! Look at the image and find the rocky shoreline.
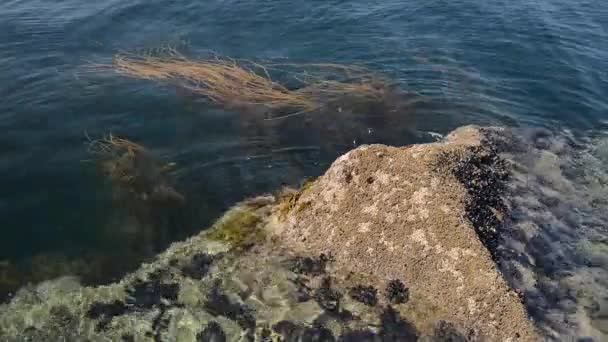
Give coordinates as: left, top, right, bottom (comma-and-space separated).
0, 126, 541, 341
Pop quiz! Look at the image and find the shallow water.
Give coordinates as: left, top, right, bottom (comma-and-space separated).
0, 0, 607, 338
493, 127, 608, 339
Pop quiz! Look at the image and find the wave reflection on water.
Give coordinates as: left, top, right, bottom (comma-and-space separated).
497, 127, 608, 340
0, 0, 607, 339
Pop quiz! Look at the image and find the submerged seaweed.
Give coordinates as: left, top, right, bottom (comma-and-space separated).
88, 134, 184, 204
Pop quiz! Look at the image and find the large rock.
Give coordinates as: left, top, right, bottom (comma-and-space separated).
0, 201, 425, 341
271, 126, 540, 340
0, 126, 541, 341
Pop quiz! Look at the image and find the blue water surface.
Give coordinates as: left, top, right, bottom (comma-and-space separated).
0, 0, 606, 296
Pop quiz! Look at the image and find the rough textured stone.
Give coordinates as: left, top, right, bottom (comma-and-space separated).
0, 201, 398, 341
272, 126, 540, 340
0, 126, 542, 341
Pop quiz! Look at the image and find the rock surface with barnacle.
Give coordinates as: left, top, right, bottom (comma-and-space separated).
0, 126, 540, 341
272, 126, 539, 340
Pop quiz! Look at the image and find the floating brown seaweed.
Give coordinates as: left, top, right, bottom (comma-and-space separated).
96, 49, 390, 120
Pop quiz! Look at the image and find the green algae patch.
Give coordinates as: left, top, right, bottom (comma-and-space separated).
276, 179, 316, 220
206, 207, 265, 250
276, 190, 299, 220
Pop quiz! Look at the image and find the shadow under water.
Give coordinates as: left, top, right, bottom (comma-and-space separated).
493, 127, 608, 340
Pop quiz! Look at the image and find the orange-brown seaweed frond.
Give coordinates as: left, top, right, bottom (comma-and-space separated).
86, 134, 149, 190
87, 133, 146, 158
109, 53, 317, 113
98, 50, 392, 118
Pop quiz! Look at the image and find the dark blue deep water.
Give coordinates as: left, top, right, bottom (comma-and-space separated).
1, 0, 607, 337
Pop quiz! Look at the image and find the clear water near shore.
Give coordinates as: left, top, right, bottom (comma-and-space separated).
0, 0, 607, 339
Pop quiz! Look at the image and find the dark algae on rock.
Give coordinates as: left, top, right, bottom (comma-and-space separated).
272, 320, 302, 340
314, 277, 342, 314
204, 280, 256, 330
121, 333, 135, 342
291, 275, 313, 302
288, 253, 331, 276
434, 137, 509, 261
86, 300, 129, 331
85, 272, 181, 335
126, 272, 179, 309
197, 321, 226, 342
272, 320, 336, 342
180, 252, 218, 280
348, 285, 378, 306
430, 320, 473, 342
49, 305, 75, 328
338, 329, 378, 342
335, 306, 418, 341
378, 306, 418, 341
385, 279, 409, 305
151, 307, 171, 342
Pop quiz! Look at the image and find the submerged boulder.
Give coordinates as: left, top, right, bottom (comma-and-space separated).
0, 126, 541, 341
